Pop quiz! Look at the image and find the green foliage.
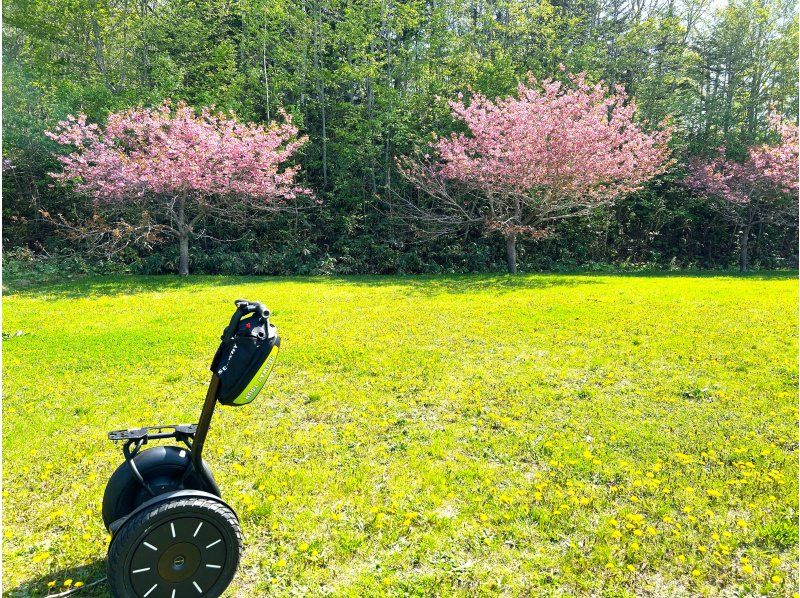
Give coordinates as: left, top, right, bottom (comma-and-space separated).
2, 0, 798, 272
3, 274, 797, 594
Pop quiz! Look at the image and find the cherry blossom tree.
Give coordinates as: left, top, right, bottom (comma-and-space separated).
398, 72, 673, 273
687, 114, 798, 271
46, 101, 309, 275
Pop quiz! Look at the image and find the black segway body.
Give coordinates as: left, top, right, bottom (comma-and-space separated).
103, 300, 279, 598
212, 300, 280, 406
103, 444, 220, 531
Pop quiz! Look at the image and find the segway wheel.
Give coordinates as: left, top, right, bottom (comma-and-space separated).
107, 496, 242, 598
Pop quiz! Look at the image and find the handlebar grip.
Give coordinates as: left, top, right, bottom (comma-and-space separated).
235, 299, 270, 319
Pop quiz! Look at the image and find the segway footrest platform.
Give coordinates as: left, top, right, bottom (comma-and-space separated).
108, 424, 197, 442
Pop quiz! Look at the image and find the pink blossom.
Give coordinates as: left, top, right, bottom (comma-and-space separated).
433, 73, 672, 212
687, 114, 798, 205
46, 101, 310, 204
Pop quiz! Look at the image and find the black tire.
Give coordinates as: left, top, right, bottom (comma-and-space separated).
107, 496, 242, 598
103, 446, 221, 530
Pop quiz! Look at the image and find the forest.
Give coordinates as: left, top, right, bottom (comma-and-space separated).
3, 0, 798, 275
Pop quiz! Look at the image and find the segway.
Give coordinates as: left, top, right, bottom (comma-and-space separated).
102, 300, 280, 597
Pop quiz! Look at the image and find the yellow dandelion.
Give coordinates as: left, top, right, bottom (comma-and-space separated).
770, 557, 781, 567
772, 575, 783, 584
742, 564, 753, 575
298, 542, 309, 552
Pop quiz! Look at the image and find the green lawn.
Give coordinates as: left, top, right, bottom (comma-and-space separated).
3, 273, 798, 597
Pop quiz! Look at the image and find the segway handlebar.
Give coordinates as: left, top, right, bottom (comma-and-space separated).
221, 299, 270, 341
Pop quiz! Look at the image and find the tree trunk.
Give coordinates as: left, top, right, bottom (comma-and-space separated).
178, 232, 190, 276
312, 0, 327, 190
739, 224, 751, 272
505, 233, 518, 274
176, 195, 190, 276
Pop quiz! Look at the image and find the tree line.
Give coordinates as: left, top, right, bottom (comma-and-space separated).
3, 0, 798, 274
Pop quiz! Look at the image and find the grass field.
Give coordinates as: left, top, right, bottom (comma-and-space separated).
2, 273, 798, 597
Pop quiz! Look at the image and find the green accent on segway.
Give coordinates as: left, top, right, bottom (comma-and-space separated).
229, 345, 279, 406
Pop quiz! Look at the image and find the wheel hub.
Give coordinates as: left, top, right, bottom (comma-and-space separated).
157, 542, 200, 582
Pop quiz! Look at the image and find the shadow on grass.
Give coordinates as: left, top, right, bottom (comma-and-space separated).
3, 275, 226, 299
4, 273, 604, 298
4, 559, 109, 597
4, 270, 796, 299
